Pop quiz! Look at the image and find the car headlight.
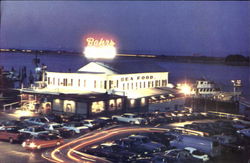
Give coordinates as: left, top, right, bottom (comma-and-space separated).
22, 142, 26, 147
135, 120, 140, 124
29, 142, 37, 148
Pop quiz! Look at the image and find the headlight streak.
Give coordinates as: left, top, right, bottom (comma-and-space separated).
44, 127, 165, 163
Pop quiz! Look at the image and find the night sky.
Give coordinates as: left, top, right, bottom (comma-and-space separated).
0, 1, 249, 56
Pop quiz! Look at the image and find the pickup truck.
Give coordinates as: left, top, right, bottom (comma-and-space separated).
112, 113, 147, 125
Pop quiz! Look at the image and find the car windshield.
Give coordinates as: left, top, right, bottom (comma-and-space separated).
53, 125, 62, 129
192, 150, 206, 156
142, 137, 150, 143
40, 118, 49, 123
34, 127, 46, 132
74, 123, 84, 127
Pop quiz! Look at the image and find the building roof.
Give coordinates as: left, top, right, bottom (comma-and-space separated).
78, 61, 167, 74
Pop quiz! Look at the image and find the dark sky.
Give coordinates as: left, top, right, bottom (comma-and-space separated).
0, 1, 249, 56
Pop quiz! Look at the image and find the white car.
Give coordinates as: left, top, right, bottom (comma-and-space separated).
19, 126, 49, 136
24, 117, 50, 126
184, 147, 210, 162
62, 122, 89, 135
112, 113, 147, 125
237, 128, 250, 138
82, 120, 99, 129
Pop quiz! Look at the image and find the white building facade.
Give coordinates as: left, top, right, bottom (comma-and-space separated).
45, 62, 169, 96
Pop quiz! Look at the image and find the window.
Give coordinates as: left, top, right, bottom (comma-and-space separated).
53, 78, 55, 85
84, 80, 86, 88
48, 77, 50, 85
78, 79, 80, 87
94, 80, 97, 88
104, 80, 107, 89
155, 80, 158, 87
116, 80, 119, 88
58, 79, 60, 86
71, 79, 73, 86
91, 101, 105, 114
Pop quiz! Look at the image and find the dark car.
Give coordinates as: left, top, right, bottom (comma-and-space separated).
61, 114, 85, 122
164, 149, 199, 163
115, 138, 161, 156
139, 132, 171, 147
44, 114, 63, 123
0, 120, 29, 129
95, 117, 113, 127
128, 135, 167, 152
85, 143, 137, 162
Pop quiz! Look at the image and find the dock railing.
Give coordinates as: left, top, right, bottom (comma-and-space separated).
3, 101, 20, 112
207, 111, 245, 119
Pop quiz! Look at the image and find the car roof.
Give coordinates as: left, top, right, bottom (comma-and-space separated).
124, 113, 135, 115
184, 147, 197, 151
129, 135, 147, 138
84, 119, 94, 122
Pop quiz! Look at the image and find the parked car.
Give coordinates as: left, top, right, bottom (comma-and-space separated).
19, 126, 49, 136
62, 122, 89, 135
184, 147, 210, 162
237, 128, 250, 138
112, 113, 147, 125
95, 117, 113, 127
170, 135, 221, 157
138, 132, 171, 147
212, 135, 245, 151
128, 135, 167, 152
85, 142, 137, 162
22, 133, 64, 150
44, 114, 63, 123
0, 126, 29, 143
0, 120, 29, 129
164, 149, 199, 163
115, 138, 158, 156
61, 114, 85, 122
82, 119, 100, 129
24, 117, 50, 126
43, 123, 71, 138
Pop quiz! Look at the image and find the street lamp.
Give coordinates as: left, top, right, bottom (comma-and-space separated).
231, 80, 242, 102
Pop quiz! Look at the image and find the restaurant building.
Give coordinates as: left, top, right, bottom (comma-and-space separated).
20, 60, 184, 117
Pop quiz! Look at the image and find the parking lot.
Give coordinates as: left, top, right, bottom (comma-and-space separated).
0, 110, 249, 163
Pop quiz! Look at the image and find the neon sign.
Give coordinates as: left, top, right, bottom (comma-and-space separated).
84, 36, 117, 59
86, 38, 115, 47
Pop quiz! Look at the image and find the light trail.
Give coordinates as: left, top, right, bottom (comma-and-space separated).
43, 127, 166, 163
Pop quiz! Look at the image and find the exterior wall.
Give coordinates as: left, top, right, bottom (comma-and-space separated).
46, 71, 168, 94
125, 97, 149, 112
148, 97, 186, 112
46, 72, 107, 92
108, 72, 168, 92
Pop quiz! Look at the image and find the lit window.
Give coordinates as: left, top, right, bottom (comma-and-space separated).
109, 100, 116, 111
91, 101, 105, 114
141, 98, 146, 106
117, 98, 122, 110
130, 99, 135, 108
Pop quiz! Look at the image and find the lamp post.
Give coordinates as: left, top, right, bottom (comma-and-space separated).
231, 80, 242, 102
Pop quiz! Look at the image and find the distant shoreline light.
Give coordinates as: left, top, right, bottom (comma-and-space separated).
84, 37, 117, 59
